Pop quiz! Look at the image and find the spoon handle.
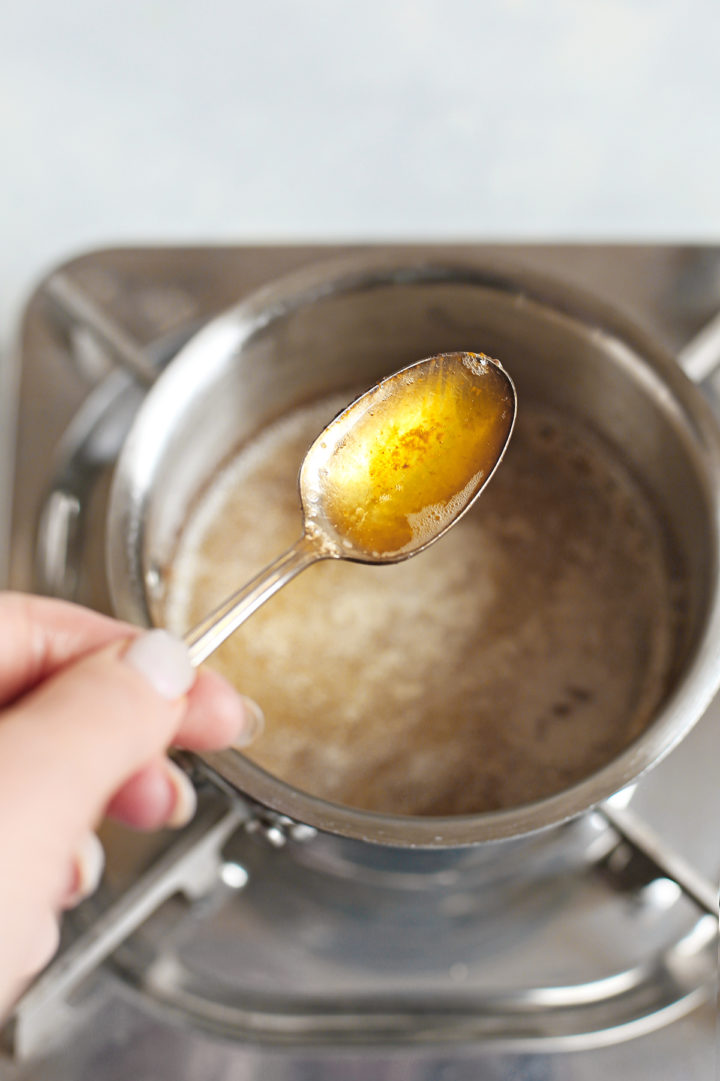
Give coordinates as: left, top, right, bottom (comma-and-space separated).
183, 534, 323, 666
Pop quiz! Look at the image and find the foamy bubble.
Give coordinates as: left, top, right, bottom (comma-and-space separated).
461, 353, 492, 376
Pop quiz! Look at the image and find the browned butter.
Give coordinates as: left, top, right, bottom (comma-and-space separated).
320, 353, 514, 556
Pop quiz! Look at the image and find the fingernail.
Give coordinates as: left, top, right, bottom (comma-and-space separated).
124, 629, 195, 700
64, 832, 105, 908
164, 760, 197, 828
234, 695, 265, 748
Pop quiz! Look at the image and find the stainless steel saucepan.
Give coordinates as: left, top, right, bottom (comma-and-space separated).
106, 254, 720, 853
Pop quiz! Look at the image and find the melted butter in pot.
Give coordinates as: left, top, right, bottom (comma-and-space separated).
165, 394, 686, 817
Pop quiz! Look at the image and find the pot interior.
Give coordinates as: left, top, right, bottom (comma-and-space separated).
108, 260, 720, 843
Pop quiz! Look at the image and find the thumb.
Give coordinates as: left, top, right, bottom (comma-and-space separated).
0, 630, 195, 894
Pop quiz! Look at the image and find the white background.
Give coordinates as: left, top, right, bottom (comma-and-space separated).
2, 0, 719, 338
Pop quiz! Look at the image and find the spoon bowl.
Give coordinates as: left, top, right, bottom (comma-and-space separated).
185, 351, 516, 665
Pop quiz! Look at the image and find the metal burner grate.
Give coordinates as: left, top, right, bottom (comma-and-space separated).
2, 245, 719, 1081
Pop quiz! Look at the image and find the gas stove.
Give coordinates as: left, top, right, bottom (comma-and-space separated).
1, 244, 718, 1080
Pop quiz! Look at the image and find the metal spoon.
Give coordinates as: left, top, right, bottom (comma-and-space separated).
184, 351, 516, 665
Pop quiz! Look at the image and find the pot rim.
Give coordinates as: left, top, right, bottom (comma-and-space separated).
107, 250, 720, 847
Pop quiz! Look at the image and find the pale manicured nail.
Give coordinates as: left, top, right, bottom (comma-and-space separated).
164, 760, 198, 828
234, 696, 265, 748
124, 629, 195, 700
64, 832, 105, 908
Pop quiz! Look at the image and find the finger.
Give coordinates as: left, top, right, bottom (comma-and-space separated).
106, 677, 264, 828
0, 592, 135, 705
0, 594, 263, 751
105, 758, 197, 831
177, 668, 264, 750
19, 912, 60, 978
60, 832, 106, 909
0, 631, 194, 907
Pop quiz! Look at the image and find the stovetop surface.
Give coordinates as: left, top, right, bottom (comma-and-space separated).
2, 243, 719, 1080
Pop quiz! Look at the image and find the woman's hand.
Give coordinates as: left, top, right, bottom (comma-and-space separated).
0, 592, 262, 1015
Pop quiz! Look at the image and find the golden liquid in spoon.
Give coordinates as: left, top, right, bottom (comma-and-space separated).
318, 352, 516, 556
